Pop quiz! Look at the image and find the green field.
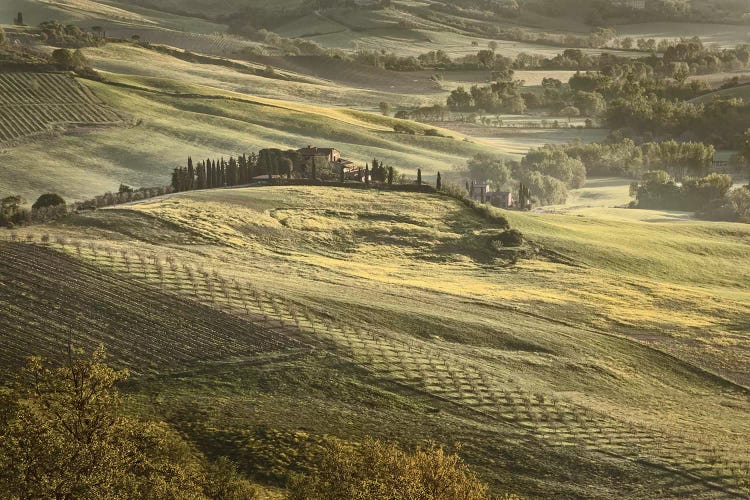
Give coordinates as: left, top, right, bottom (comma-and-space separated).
2, 186, 749, 497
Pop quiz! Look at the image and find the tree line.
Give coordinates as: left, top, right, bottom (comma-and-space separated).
0, 185, 173, 228
171, 151, 424, 193
460, 137, 733, 208
631, 171, 750, 222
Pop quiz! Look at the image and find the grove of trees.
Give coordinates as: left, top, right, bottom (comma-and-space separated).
629, 170, 750, 222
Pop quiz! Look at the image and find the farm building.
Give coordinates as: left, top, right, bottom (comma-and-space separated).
487, 191, 513, 209
297, 146, 341, 163
613, 0, 646, 9
469, 181, 513, 209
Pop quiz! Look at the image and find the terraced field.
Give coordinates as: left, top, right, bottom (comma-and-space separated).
0, 72, 126, 145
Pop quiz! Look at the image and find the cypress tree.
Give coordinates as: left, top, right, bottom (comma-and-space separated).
238, 155, 247, 184
311, 160, 316, 181
417, 168, 422, 185
387, 166, 394, 185
339, 164, 345, 183
249, 153, 256, 181
197, 162, 206, 189
171, 168, 180, 192
436, 171, 442, 190
228, 157, 238, 186
187, 157, 195, 191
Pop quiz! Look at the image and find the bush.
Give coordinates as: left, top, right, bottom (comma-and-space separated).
32, 193, 65, 210
497, 229, 524, 247
288, 438, 492, 500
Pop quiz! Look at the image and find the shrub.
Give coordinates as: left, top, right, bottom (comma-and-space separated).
497, 229, 524, 247
32, 193, 65, 210
288, 438, 493, 500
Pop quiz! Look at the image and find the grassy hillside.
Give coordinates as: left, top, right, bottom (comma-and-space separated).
3, 185, 748, 496
0, 63, 494, 201
0, 238, 301, 375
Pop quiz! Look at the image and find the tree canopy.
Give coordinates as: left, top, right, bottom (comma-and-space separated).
32, 193, 65, 210
0, 348, 256, 499
289, 438, 495, 500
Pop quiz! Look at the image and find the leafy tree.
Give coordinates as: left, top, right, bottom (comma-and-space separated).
32, 193, 65, 210
1, 195, 25, 221
729, 187, 750, 222
504, 95, 526, 114
560, 105, 581, 123
573, 91, 606, 117
522, 148, 586, 188
447, 86, 474, 111
466, 153, 510, 188
629, 170, 683, 209
519, 171, 568, 206
288, 438, 493, 500
0, 348, 255, 498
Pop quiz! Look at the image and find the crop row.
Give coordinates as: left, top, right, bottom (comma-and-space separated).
0, 240, 302, 375
5, 233, 749, 495
0, 104, 124, 142
0, 73, 102, 106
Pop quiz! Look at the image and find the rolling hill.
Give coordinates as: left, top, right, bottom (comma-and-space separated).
3, 186, 749, 497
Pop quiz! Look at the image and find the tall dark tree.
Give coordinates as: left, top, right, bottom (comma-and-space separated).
436, 172, 442, 190
417, 168, 422, 185
187, 157, 195, 191
197, 162, 206, 189
387, 167, 394, 185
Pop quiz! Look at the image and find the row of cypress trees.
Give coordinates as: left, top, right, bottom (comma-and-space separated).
171, 155, 260, 192
172, 155, 435, 193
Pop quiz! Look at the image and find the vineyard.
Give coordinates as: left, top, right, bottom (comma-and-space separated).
0, 73, 126, 145
2, 229, 749, 496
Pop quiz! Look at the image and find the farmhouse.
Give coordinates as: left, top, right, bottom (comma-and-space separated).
297, 145, 341, 163
613, 0, 646, 9
468, 181, 513, 209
